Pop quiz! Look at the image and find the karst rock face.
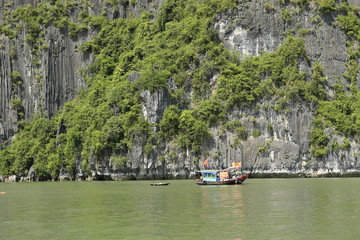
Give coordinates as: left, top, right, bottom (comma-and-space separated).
1, 0, 360, 181
0, 0, 165, 143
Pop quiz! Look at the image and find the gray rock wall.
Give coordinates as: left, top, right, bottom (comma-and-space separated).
348, 0, 360, 7
214, 0, 348, 83
0, 37, 15, 141
0, 0, 165, 144
127, 0, 360, 179
0, 26, 93, 142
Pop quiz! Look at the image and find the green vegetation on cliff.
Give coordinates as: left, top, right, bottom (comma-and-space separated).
310, 2, 360, 157
0, 0, 359, 178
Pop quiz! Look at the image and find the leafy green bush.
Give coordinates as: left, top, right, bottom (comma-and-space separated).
159, 105, 181, 140
340, 139, 351, 150
281, 9, 292, 22
0, 149, 13, 175
178, 110, 210, 154
298, 28, 312, 36
252, 129, 261, 138
216, 36, 310, 109
310, 119, 329, 158
315, 76, 360, 136
264, 2, 275, 12
226, 120, 248, 139
10, 71, 22, 91
315, 0, 337, 14
194, 98, 226, 125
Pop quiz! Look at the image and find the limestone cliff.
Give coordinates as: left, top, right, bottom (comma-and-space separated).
0, 0, 360, 181
209, 0, 359, 177
0, 0, 164, 143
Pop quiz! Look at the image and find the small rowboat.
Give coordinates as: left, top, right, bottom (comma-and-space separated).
0, 192, 6, 194
150, 183, 169, 186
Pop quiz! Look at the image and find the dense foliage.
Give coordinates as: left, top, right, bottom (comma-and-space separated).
0, 0, 359, 178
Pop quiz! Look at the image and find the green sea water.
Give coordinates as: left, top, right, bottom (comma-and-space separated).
1, 178, 360, 240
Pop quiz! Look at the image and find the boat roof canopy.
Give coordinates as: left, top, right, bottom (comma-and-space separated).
197, 167, 241, 174
198, 170, 222, 173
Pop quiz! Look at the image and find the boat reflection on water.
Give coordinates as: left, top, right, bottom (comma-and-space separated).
199, 179, 246, 223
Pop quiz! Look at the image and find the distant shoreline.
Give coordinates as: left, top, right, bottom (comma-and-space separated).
2, 171, 360, 182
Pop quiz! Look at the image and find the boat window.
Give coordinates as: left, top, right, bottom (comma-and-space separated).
203, 172, 217, 178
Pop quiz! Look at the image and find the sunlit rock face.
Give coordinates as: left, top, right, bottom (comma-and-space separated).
214, 0, 348, 82
348, 0, 360, 7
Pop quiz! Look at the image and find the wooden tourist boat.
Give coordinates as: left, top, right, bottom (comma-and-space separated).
195, 163, 248, 185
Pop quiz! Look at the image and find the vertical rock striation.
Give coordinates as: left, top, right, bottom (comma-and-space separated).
0, 0, 165, 144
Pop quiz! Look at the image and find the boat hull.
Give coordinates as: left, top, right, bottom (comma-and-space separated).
195, 175, 248, 185
150, 183, 169, 186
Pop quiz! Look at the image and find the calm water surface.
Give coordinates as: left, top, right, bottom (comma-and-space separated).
1, 178, 360, 240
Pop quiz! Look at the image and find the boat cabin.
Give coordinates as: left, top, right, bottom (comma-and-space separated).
201, 171, 219, 182
198, 170, 231, 182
